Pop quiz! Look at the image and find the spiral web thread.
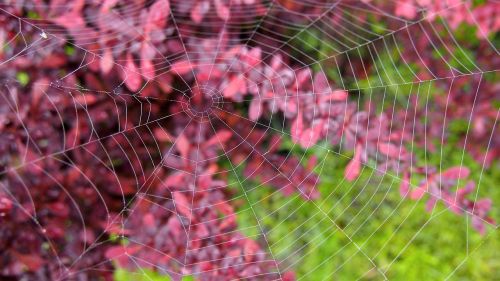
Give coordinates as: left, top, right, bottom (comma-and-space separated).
0, 0, 498, 280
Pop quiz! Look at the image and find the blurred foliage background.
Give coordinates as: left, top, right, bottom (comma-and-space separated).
116, 138, 499, 280
114, 13, 499, 281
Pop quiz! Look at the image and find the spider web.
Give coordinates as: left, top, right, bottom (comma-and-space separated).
0, 0, 498, 280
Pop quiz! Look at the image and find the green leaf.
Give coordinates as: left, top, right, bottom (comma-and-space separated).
65, 45, 76, 56
16, 72, 30, 86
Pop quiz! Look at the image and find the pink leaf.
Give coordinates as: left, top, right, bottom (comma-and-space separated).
197, 223, 209, 238
164, 173, 184, 188
249, 98, 262, 120
399, 172, 410, 197
313, 71, 329, 92
167, 216, 182, 237
298, 122, 323, 148
105, 246, 124, 260
191, 1, 210, 23
291, 112, 304, 144
105, 245, 138, 259
141, 58, 155, 80
270, 54, 283, 70
223, 75, 246, 98
154, 128, 173, 142
214, 0, 230, 21
123, 54, 142, 92
323, 90, 348, 102
307, 155, 318, 171
395, 2, 417, 19
245, 47, 262, 67
140, 44, 156, 80
243, 239, 259, 262
170, 60, 194, 75
105, 245, 140, 267
146, 0, 170, 31
296, 69, 312, 89
472, 216, 486, 235
410, 183, 428, 200
440, 166, 470, 180
143, 213, 155, 228
100, 48, 114, 74
378, 142, 403, 158
172, 192, 191, 218
216, 201, 234, 216
176, 133, 190, 159
283, 272, 296, 281
0, 197, 13, 214
205, 130, 232, 147
345, 144, 363, 181
100, 0, 119, 12
425, 198, 438, 212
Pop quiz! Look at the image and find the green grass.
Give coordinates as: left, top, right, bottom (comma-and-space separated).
229, 144, 499, 280
114, 268, 194, 281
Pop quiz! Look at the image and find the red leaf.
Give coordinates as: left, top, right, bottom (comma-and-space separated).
0, 197, 13, 214
13, 253, 44, 271
283, 271, 296, 281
